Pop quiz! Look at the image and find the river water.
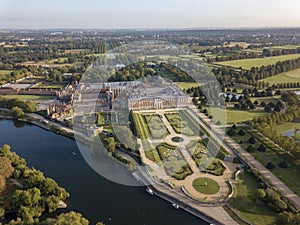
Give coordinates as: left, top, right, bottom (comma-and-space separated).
0, 119, 207, 225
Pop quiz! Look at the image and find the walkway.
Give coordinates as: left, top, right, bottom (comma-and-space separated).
187, 104, 300, 209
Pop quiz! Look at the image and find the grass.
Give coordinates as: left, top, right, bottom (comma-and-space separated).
0, 70, 13, 77
34, 83, 66, 89
229, 172, 278, 225
176, 82, 200, 90
192, 178, 220, 194
262, 67, 300, 85
204, 106, 269, 124
216, 54, 300, 70
165, 112, 197, 136
132, 113, 150, 139
230, 127, 300, 195
273, 118, 300, 133
143, 114, 169, 139
154, 142, 193, 180
1, 95, 54, 101
249, 97, 279, 105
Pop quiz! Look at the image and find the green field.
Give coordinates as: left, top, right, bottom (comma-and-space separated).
0, 70, 13, 77
216, 54, 300, 70
176, 82, 200, 90
262, 67, 300, 85
249, 97, 279, 105
273, 118, 300, 133
229, 172, 277, 225
143, 114, 169, 139
1, 95, 54, 101
192, 178, 220, 194
204, 106, 269, 125
230, 127, 300, 195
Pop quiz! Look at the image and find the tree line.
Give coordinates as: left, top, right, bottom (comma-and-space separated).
248, 92, 300, 158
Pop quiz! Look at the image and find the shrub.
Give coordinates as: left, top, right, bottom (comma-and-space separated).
266, 162, 275, 170
279, 161, 288, 168
227, 128, 236, 137
238, 129, 246, 136
246, 145, 254, 152
257, 144, 266, 152
248, 136, 256, 144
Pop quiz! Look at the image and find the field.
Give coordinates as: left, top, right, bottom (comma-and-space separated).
229, 172, 277, 225
273, 118, 300, 133
176, 82, 200, 90
216, 54, 300, 70
0, 70, 13, 77
33, 83, 66, 89
143, 115, 169, 139
192, 177, 220, 194
1, 95, 54, 101
204, 106, 269, 125
167, 110, 204, 136
229, 127, 300, 195
262, 67, 300, 85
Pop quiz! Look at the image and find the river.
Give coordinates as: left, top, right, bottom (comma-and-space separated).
0, 119, 207, 225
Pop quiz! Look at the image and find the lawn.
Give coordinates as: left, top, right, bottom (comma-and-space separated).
143, 114, 169, 139
262, 67, 300, 85
155, 142, 193, 180
1, 95, 54, 101
165, 110, 205, 136
230, 127, 300, 195
249, 97, 279, 105
176, 82, 200, 90
34, 83, 66, 89
273, 118, 300, 133
132, 113, 150, 139
0, 70, 13, 77
204, 106, 269, 124
165, 112, 196, 136
229, 172, 278, 225
216, 54, 300, 70
192, 177, 220, 194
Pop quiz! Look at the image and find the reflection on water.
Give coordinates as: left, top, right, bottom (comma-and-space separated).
0, 119, 207, 225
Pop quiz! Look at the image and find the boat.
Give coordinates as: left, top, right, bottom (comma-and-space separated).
72, 152, 76, 155
172, 203, 180, 209
146, 187, 154, 195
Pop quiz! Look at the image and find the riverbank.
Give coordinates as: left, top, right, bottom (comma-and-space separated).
0, 112, 236, 225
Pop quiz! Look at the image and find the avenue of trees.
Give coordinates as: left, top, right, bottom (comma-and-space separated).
214, 57, 300, 86
249, 92, 300, 158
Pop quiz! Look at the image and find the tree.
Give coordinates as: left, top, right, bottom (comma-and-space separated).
0, 157, 14, 178
248, 136, 256, 144
266, 162, 275, 170
114, 126, 135, 150
257, 144, 266, 152
279, 161, 288, 168
237, 129, 246, 136
278, 211, 295, 225
0, 207, 5, 219
47, 212, 89, 225
103, 137, 115, 153
0, 176, 5, 194
253, 189, 266, 200
227, 128, 236, 137
12, 107, 25, 118
246, 145, 254, 152
44, 195, 60, 213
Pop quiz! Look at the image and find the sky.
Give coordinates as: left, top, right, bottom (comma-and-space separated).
0, 0, 299, 29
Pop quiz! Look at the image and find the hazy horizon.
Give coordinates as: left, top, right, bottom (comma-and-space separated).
0, 0, 300, 29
